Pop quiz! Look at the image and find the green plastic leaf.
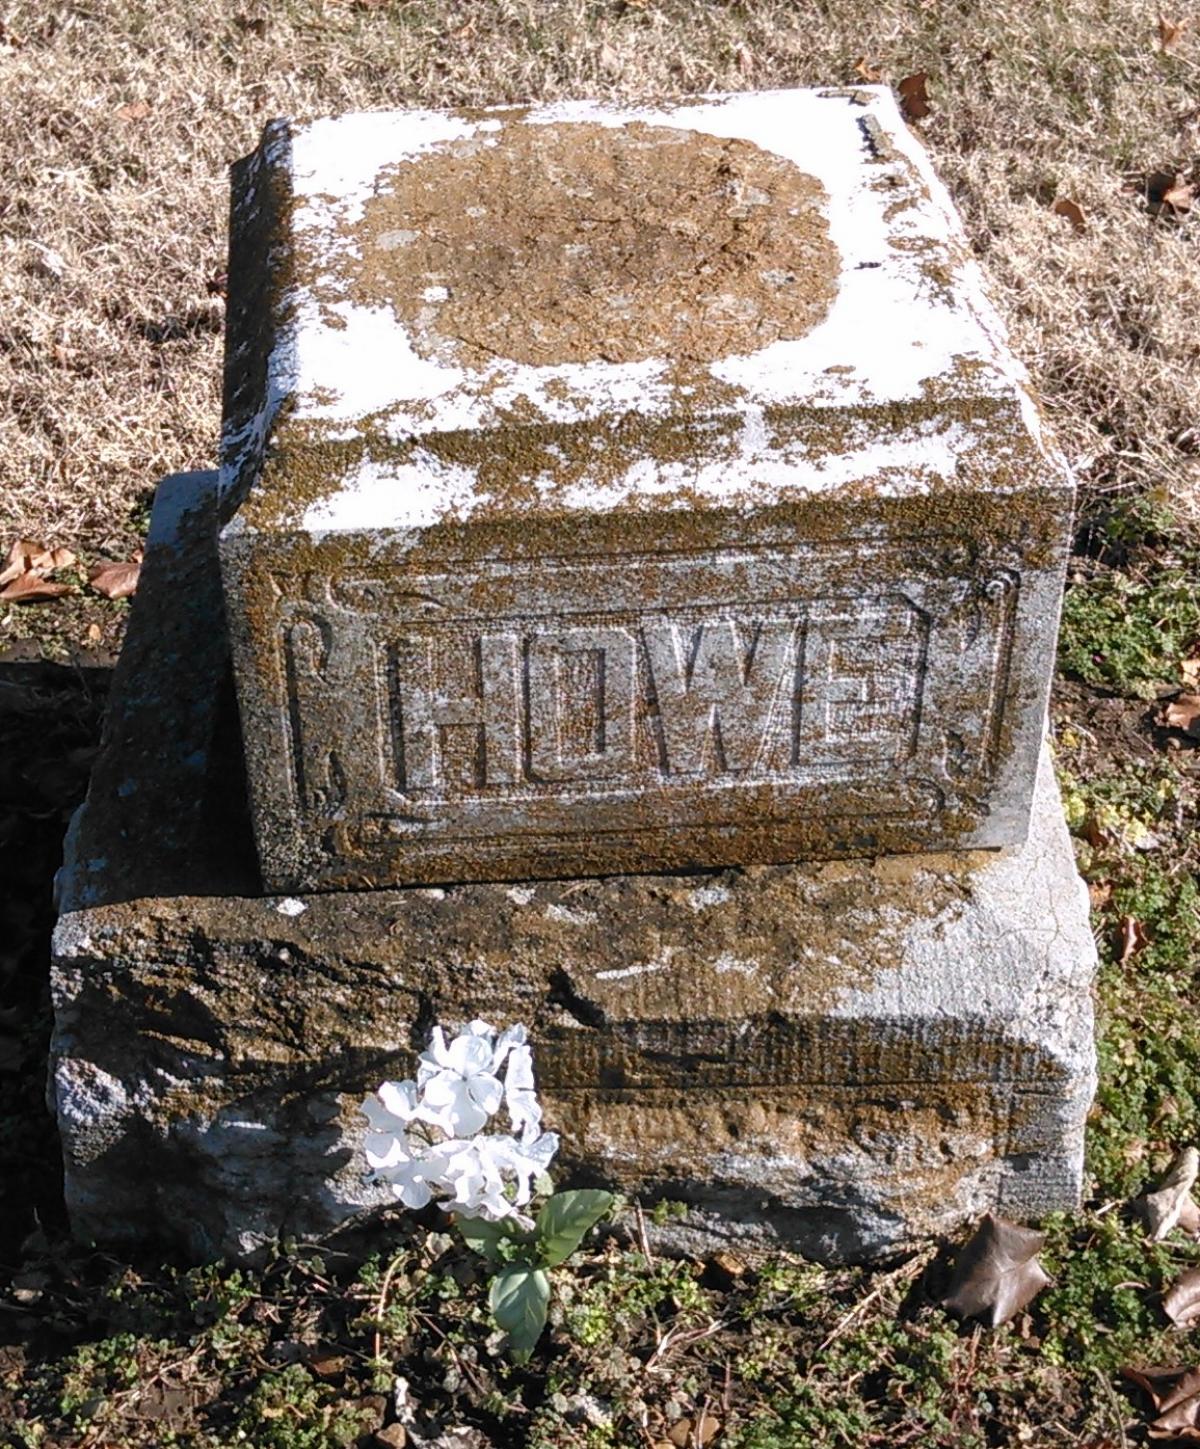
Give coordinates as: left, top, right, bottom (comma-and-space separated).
536, 1189, 614, 1267
456, 1215, 518, 1263
489, 1263, 551, 1359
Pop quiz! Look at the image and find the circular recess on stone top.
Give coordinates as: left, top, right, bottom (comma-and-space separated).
344, 121, 839, 369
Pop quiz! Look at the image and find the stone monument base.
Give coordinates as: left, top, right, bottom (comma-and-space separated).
50, 474, 1097, 1264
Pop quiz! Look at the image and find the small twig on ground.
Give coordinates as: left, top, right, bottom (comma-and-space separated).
1093, 1367, 1131, 1449
966, 1324, 981, 1383
644, 1317, 728, 1371
412, 1309, 503, 1406
815, 1250, 931, 1356
635, 1199, 654, 1266
372, 1248, 407, 1365
693, 1393, 714, 1448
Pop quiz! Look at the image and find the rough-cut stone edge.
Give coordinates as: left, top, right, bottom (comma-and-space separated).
49, 748, 1097, 1266
56, 470, 255, 913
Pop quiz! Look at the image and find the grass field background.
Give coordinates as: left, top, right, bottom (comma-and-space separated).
2, 0, 1198, 568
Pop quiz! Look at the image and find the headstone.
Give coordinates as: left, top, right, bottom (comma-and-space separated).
51, 89, 1097, 1265
52, 473, 1094, 1263
218, 90, 1073, 892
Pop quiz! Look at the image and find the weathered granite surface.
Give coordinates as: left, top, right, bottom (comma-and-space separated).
52, 474, 1096, 1263
218, 89, 1075, 893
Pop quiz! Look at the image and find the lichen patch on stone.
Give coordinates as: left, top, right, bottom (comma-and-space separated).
341, 121, 839, 369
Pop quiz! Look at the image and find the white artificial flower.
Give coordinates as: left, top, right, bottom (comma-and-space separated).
417, 1020, 506, 1136
503, 1040, 543, 1137
376, 1151, 437, 1210
361, 1080, 420, 1158
361, 1020, 555, 1222
424, 1128, 560, 1224
373, 1079, 423, 1124
360, 1103, 436, 1210
491, 1022, 527, 1072
436, 1138, 515, 1221
488, 1128, 560, 1207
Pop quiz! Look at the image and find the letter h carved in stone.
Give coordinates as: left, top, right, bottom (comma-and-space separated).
390, 633, 522, 793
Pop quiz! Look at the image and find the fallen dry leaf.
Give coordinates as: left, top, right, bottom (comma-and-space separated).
0, 548, 29, 588
707, 1249, 748, 1285
898, 72, 931, 121
117, 100, 151, 121
1082, 811, 1114, 849
1125, 1364, 1200, 1440
25, 544, 74, 575
1119, 914, 1150, 964
88, 557, 141, 600
1140, 1148, 1200, 1240
0, 573, 71, 604
1162, 177, 1196, 211
1160, 15, 1191, 50
0, 539, 53, 585
305, 1351, 349, 1379
854, 56, 883, 82
10, 1269, 49, 1304
1165, 693, 1200, 737
1122, 1135, 1150, 1169
1165, 1268, 1200, 1328
1052, 197, 1087, 232
942, 1214, 1050, 1326
668, 1414, 720, 1448
1182, 657, 1200, 689
0, 537, 80, 598
1088, 880, 1114, 910
373, 1425, 408, 1448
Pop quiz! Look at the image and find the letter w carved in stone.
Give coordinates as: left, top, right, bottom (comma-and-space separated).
644, 617, 798, 776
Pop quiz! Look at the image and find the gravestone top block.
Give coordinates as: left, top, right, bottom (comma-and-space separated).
218, 88, 1075, 892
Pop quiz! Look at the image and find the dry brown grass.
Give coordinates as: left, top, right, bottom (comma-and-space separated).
1, 0, 1198, 584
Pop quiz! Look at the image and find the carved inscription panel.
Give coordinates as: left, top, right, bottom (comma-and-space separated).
373, 600, 923, 801
263, 543, 1022, 882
